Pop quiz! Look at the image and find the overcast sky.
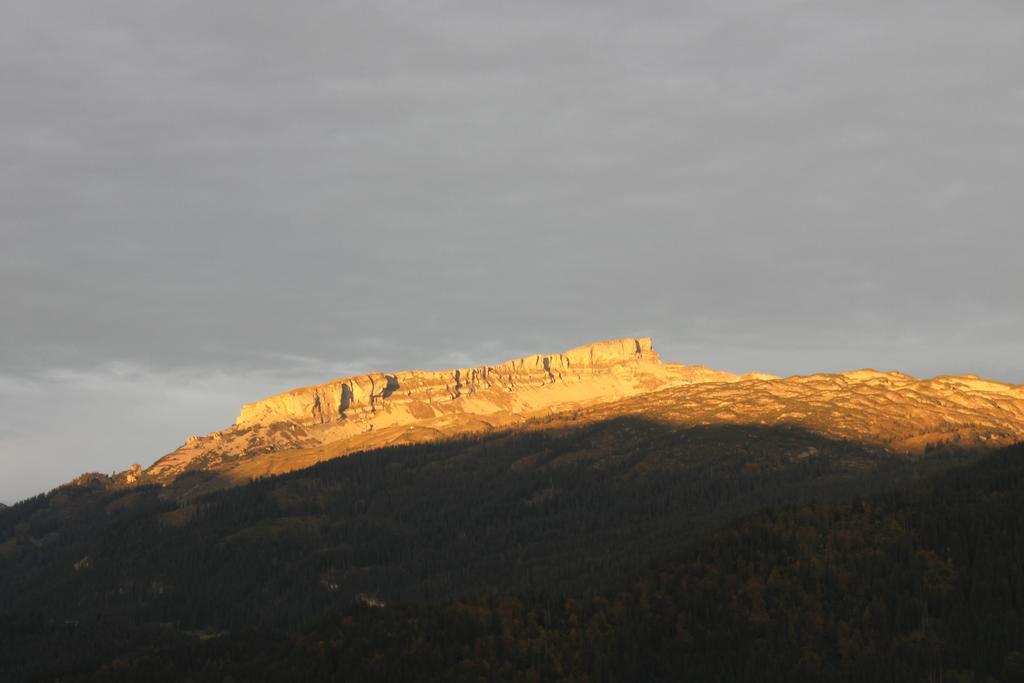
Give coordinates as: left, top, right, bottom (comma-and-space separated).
2, 0, 1023, 502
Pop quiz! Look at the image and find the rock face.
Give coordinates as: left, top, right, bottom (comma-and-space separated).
142, 336, 1024, 498
235, 337, 666, 427
147, 337, 756, 485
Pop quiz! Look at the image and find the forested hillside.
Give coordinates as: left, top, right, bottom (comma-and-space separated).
23, 443, 1024, 682
0, 419, 1013, 681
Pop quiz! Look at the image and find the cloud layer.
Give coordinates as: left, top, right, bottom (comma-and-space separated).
2, 0, 1022, 500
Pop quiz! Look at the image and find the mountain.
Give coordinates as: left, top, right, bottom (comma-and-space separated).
3, 336, 1024, 680
139, 337, 1023, 498
144, 337, 770, 495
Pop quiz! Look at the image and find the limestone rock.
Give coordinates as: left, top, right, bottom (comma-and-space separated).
140, 336, 1024, 499
147, 337, 750, 484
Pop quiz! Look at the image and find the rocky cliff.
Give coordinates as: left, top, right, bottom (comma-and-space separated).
142, 336, 1024, 498
147, 337, 756, 485
235, 337, 667, 427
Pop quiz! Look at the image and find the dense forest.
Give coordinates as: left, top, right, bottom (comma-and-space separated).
0, 419, 1019, 681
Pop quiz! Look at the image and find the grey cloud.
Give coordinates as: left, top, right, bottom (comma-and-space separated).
2, 0, 1022, 500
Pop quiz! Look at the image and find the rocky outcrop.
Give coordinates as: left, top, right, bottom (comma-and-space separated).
234, 337, 665, 427
142, 336, 1024, 499
146, 337, 756, 485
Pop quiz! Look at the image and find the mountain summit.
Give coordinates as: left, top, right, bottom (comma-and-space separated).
139, 336, 1024, 497
147, 337, 763, 490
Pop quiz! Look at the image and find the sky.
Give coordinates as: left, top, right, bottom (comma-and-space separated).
2, 0, 1023, 503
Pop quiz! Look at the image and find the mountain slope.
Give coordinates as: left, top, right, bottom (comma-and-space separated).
136, 337, 1023, 498
4, 439, 1023, 682
1, 420, 929, 623
586, 368, 1024, 454
144, 337, 767, 492
285, 443, 1024, 683
3, 336, 1024, 680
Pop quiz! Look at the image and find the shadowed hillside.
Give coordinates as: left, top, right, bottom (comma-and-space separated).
0, 418, 981, 677
2, 436, 1022, 681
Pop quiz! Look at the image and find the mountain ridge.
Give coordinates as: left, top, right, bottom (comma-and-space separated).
125, 336, 1024, 496
146, 337, 766, 486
